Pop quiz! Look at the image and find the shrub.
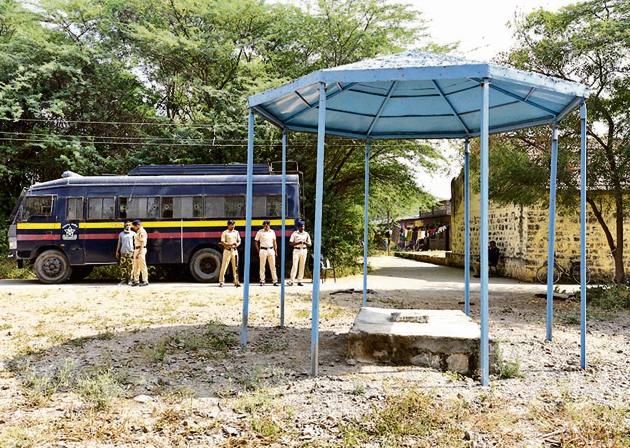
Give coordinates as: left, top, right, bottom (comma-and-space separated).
588, 284, 630, 311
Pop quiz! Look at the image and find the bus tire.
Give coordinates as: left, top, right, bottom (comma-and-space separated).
34, 249, 73, 284
189, 248, 222, 283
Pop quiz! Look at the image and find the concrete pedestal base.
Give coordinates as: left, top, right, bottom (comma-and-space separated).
348, 307, 495, 376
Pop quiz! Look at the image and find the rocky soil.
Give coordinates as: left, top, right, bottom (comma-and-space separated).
0, 256, 628, 447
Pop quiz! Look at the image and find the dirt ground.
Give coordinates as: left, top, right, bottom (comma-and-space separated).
0, 256, 628, 447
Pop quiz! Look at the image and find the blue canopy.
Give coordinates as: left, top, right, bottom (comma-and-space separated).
248, 51, 589, 139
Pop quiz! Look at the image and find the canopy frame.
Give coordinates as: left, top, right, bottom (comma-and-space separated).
240, 52, 590, 385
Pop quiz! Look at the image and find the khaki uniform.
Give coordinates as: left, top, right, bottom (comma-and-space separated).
255, 228, 277, 283
219, 229, 241, 285
131, 227, 149, 283
290, 230, 311, 283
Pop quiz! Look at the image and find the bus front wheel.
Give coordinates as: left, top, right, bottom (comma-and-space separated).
190, 248, 222, 283
34, 249, 73, 284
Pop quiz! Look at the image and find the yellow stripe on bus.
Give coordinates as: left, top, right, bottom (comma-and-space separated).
16, 223, 61, 230
78, 219, 294, 229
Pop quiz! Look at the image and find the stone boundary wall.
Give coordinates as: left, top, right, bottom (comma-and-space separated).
449, 172, 630, 282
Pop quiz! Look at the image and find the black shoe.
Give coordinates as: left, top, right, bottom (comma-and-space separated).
130, 282, 139, 287
235, 283, 241, 288
219, 282, 223, 287
298, 282, 304, 286
260, 282, 264, 286
273, 282, 278, 287
139, 282, 149, 287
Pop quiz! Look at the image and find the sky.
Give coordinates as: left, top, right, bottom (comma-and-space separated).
407, 0, 576, 199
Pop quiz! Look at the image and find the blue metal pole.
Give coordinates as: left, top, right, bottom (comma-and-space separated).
479, 79, 490, 386
464, 138, 471, 316
580, 102, 587, 369
240, 109, 255, 346
546, 125, 559, 342
310, 82, 327, 376
362, 140, 371, 306
280, 129, 287, 328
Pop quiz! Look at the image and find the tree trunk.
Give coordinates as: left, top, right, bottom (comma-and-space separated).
613, 192, 626, 283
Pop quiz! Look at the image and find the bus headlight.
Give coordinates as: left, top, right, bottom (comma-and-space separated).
8, 236, 17, 250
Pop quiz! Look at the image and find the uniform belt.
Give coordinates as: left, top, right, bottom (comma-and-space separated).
135, 246, 146, 249
260, 246, 274, 250
225, 247, 238, 251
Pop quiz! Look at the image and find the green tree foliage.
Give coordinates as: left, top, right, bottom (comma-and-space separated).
0, 0, 443, 264
486, 0, 629, 282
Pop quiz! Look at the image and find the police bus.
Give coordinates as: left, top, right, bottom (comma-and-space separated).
7, 164, 300, 283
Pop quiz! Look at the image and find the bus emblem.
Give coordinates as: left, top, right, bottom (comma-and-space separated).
62, 223, 79, 240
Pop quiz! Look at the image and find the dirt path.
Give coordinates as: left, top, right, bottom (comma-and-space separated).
0, 256, 628, 447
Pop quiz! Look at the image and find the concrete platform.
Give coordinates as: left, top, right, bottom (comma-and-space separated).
348, 307, 496, 376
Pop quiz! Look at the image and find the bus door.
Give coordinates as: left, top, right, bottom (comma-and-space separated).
61, 197, 85, 265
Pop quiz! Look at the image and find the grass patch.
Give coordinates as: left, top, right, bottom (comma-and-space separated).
340, 389, 467, 447
233, 388, 293, 442
75, 370, 124, 410
0, 259, 35, 280
529, 392, 629, 447
496, 348, 524, 379
146, 322, 237, 363
19, 360, 74, 406
588, 284, 630, 311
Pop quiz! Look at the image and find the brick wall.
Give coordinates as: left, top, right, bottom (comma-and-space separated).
449, 172, 630, 282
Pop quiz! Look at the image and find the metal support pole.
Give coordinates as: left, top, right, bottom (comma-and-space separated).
240, 110, 255, 346
310, 82, 327, 376
546, 125, 559, 342
280, 129, 287, 328
580, 102, 587, 369
479, 79, 490, 386
464, 138, 471, 316
362, 140, 371, 306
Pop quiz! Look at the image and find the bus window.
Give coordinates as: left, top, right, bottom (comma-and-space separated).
66, 198, 84, 221
267, 195, 282, 216
125, 197, 160, 219
173, 197, 201, 218
88, 197, 115, 220
192, 197, 203, 218
119, 197, 128, 219
204, 196, 225, 218
253, 196, 266, 216
225, 196, 245, 218
20, 196, 54, 221
161, 197, 174, 218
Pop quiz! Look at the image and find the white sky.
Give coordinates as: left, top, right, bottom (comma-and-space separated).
407, 0, 576, 199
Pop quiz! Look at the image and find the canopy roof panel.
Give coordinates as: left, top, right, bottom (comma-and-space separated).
249, 51, 589, 140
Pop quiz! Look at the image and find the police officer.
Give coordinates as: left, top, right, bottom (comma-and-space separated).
289, 220, 311, 286
115, 221, 136, 285
219, 219, 241, 287
255, 219, 278, 286
131, 219, 149, 286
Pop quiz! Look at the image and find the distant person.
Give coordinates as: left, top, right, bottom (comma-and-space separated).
289, 221, 311, 286
219, 219, 241, 287
115, 221, 136, 285
255, 220, 278, 286
473, 240, 500, 277
131, 219, 149, 286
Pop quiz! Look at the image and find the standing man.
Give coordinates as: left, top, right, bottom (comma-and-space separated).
219, 219, 241, 287
115, 221, 136, 285
131, 219, 149, 286
289, 220, 311, 286
255, 220, 278, 286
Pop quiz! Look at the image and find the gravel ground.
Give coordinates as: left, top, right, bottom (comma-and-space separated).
0, 256, 628, 447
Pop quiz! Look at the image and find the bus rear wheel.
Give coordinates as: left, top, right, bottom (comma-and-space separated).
34, 249, 73, 284
190, 248, 222, 283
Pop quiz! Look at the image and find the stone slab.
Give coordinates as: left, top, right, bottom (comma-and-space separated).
347, 307, 496, 376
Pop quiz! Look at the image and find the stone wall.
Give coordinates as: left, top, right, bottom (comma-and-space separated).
449, 172, 630, 282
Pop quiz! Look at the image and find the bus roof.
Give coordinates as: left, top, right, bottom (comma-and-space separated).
29, 174, 300, 192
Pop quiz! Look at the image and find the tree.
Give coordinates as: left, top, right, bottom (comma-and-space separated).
488, 0, 629, 283
0, 0, 446, 267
